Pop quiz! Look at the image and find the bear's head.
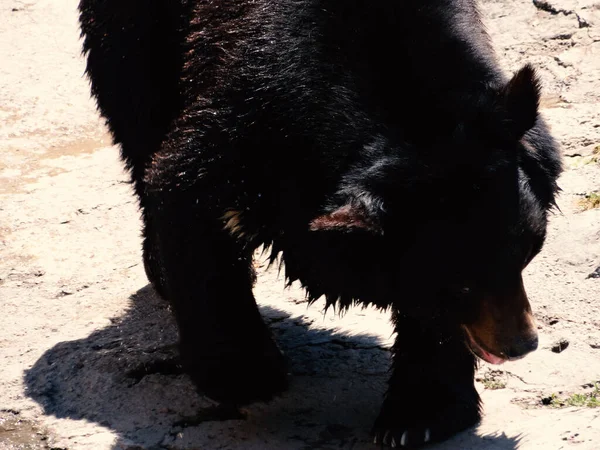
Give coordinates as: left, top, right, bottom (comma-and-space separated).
309, 65, 562, 364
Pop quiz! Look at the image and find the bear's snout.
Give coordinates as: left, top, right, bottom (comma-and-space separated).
504, 332, 539, 360
463, 273, 538, 364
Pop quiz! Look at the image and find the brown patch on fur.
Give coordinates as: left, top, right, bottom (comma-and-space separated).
222, 209, 246, 238
309, 204, 381, 233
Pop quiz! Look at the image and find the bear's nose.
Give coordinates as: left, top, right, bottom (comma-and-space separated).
506, 334, 538, 360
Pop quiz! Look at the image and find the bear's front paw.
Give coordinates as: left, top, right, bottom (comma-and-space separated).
371, 391, 480, 448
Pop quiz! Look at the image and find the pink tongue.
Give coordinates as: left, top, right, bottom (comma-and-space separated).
481, 348, 505, 365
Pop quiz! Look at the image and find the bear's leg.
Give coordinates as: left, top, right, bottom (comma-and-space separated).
142, 214, 168, 300
151, 204, 288, 405
372, 311, 481, 448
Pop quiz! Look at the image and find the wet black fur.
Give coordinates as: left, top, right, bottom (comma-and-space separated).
79, 0, 561, 447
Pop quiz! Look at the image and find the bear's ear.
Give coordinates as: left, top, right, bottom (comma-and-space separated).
309, 199, 383, 234
501, 64, 541, 138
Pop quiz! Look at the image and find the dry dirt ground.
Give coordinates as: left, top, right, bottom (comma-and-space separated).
1, 0, 599, 449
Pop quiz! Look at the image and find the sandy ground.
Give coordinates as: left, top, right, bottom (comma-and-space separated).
1, 0, 599, 449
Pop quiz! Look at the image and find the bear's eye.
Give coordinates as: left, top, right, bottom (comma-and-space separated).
453, 286, 473, 300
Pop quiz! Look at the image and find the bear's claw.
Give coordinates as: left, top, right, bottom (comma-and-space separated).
373, 427, 432, 448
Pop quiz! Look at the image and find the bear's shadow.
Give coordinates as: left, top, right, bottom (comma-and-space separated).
24, 285, 521, 449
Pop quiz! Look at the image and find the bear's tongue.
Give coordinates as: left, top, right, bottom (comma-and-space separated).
478, 347, 506, 365
464, 328, 507, 365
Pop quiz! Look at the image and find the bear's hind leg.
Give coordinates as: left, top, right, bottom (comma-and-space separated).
372, 311, 481, 448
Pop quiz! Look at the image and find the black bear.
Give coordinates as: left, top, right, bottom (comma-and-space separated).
78, 0, 562, 447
